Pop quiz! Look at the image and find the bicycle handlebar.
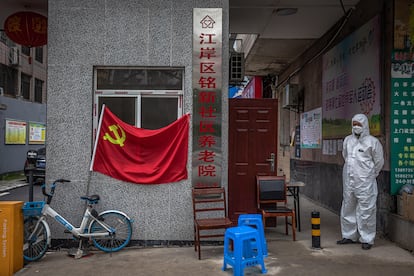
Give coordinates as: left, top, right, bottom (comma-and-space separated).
41, 179, 71, 204
56, 179, 71, 183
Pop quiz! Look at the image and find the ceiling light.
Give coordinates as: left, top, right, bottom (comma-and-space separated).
275, 8, 298, 16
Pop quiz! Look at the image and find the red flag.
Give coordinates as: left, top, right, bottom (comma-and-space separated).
90, 106, 190, 184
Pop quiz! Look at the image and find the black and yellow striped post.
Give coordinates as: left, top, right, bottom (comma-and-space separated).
311, 211, 321, 249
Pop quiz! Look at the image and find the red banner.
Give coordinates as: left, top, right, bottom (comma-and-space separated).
4, 12, 47, 47
91, 106, 190, 184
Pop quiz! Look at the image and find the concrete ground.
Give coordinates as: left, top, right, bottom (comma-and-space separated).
9, 193, 414, 276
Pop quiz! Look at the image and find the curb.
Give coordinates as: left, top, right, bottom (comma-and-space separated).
0, 180, 28, 193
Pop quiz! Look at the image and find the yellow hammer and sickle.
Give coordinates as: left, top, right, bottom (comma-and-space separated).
103, 124, 126, 147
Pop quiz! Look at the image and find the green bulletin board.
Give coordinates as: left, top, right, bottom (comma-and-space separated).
391, 0, 414, 195
391, 49, 414, 194
5, 119, 26, 144
390, 73, 414, 195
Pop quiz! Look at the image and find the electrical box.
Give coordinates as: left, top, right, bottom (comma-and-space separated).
282, 84, 299, 109
0, 201, 24, 276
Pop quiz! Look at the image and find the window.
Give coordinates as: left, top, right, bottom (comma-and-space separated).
21, 73, 31, 100
141, 97, 179, 129
94, 67, 184, 132
0, 31, 16, 47
97, 68, 183, 90
34, 78, 43, 103
0, 65, 18, 97
21, 46, 30, 56
0, 31, 7, 44
98, 97, 136, 125
35, 47, 43, 63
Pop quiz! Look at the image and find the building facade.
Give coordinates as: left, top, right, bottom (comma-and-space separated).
46, 0, 229, 242
276, 0, 414, 252
10, 0, 412, 253
0, 32, 47, 175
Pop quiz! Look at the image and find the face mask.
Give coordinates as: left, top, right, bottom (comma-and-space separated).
352, 125, 363, 135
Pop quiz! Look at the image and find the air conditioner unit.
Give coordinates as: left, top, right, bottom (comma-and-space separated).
282, 84, 299, 109
9, 47, 20, 65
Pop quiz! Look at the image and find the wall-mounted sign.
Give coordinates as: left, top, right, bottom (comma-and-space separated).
390, 78, 414, 195
192, 8, 223, 188
322, 15, 381, 138
300, 107, 322, 149
29, 122, 46, 145
390, 0, 414, 195
5, 119, 26, 144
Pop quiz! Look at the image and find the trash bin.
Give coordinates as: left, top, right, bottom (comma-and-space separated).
0, 201, 24, 276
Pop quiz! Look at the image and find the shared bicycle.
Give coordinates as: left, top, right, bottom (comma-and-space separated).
22, 179, 133, 261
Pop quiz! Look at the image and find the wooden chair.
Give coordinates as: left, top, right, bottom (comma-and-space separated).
192, 187, 233, 259
256, 175, 296, 241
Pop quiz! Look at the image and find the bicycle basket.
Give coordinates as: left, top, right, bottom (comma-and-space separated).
22, 201, 45, 216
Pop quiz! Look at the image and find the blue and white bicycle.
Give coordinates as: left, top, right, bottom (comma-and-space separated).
22, 179, 133, 261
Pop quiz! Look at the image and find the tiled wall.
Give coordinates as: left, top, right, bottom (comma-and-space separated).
47, 0, 229, 241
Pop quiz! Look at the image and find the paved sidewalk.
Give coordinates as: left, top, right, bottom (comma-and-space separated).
12, 195, 414, 276
0, 178, 28, 193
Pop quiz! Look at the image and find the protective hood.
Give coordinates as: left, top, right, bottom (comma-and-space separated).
352, 113, 370, 137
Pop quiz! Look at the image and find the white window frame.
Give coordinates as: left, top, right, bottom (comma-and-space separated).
93, 67, 184, 140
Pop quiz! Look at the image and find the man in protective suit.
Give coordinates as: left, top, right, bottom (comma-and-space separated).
337, 114, 384, 250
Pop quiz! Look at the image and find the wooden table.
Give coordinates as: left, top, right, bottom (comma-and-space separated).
287, 181, 305, 232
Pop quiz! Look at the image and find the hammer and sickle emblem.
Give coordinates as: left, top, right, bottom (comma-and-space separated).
103, 124, 126, 147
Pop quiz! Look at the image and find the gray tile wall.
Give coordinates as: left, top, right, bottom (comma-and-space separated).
47, 0, 229, 241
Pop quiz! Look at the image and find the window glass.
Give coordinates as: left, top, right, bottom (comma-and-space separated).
0, 31, 15, 47
97, 68, 183, 90
98, 97, 136, 126
34, 78, 43, 103
0, 31, 7, 44
141, 97, 178, 129
21, 73, 31, 100
0, 64, 17, 96
21, 46, 30, 56
35, 47, 43, 63
94, 67, 184, 133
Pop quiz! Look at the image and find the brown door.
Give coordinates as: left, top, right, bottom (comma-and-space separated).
228, 98, 278, 221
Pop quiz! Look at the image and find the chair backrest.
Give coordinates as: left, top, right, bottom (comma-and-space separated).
256, 175, 287, 208
192, 187, 228, 220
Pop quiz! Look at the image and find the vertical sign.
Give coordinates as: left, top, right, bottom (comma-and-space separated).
390, 0, 414, 195
192, 8, 222, 188
390, 78, 414, 195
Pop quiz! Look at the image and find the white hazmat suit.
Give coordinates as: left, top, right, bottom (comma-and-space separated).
340, 114, 384, 246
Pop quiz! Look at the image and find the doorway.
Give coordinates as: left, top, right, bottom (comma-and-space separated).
228, 98, 278, 221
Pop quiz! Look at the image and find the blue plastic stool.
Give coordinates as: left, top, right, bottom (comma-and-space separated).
238, 214, 268, 258
222, 226, 267, 276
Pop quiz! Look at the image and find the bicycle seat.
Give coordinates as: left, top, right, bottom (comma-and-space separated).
80, 194, 100, 204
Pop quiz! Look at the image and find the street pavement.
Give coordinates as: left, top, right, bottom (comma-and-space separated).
2, 179, 414, 275
0, 178, 28, 194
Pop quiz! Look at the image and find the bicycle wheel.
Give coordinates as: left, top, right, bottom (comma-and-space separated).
23, 217, 48, 261
89, 211, 132, 252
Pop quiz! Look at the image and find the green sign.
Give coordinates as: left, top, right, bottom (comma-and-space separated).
390, 52, 414, 194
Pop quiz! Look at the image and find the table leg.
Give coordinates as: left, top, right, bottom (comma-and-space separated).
296, 188, 301, 232
288, 187, 301, 232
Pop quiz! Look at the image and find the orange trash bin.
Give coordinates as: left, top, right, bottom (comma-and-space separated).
0, 201, 24, 276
